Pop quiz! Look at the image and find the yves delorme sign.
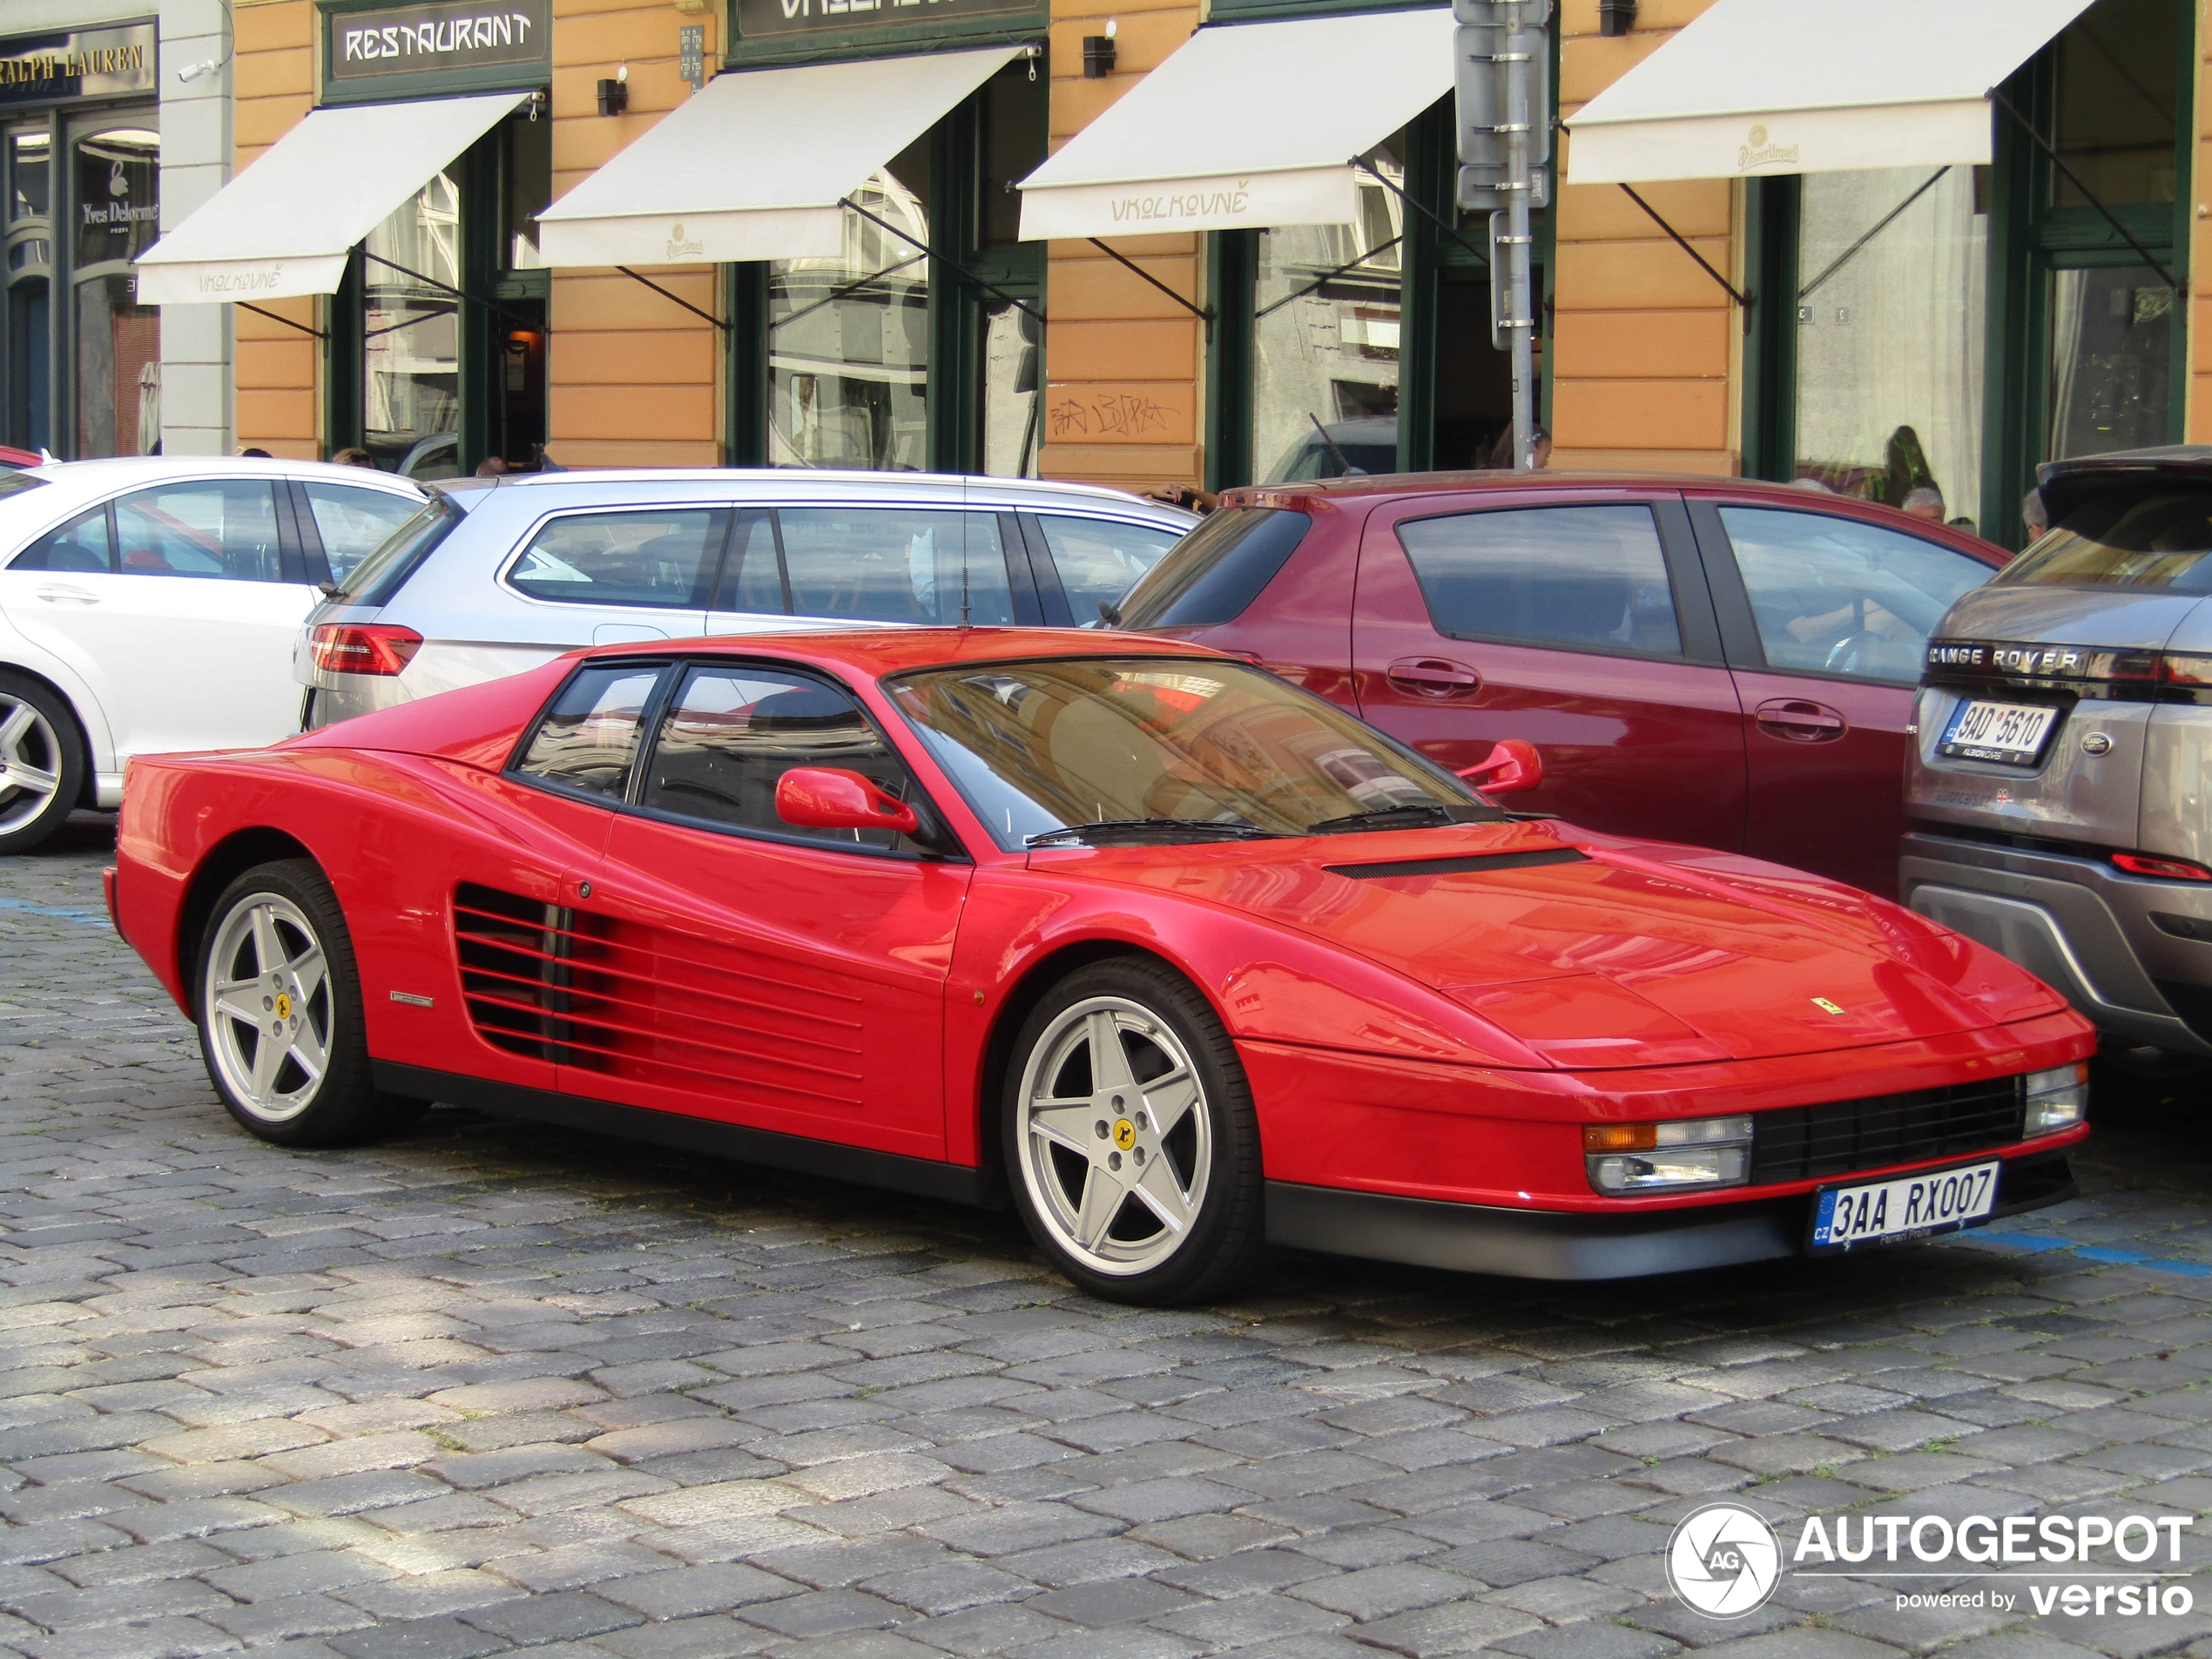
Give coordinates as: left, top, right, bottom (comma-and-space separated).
736, 0, 1040, 45
0, 23, 157, 106
325, 0, 551, 91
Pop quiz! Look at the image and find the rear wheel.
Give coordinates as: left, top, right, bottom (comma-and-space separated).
1003, 958, 1269, 1305
0, 674, 84, 856
196, 860, 422, 1146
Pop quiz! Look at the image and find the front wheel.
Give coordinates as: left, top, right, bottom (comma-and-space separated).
197, 860, 421, 1146
1003, 958, 1269, 1305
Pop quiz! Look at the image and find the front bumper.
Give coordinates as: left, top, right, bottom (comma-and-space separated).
1901, 831, 2212, 1058
1265, 1149, 2077, 1278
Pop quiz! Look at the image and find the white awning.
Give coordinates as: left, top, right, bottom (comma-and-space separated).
535, 46, 1020, 268
1566, 0, 2097, 184
134, 91, 528, 306
1015, 9, 1455, 243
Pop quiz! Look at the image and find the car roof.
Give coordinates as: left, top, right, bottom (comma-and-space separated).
23, 455, 425, 491
469, 468, 1196, 523
580, 625, 1225, 680
1229, 469, 1926, 502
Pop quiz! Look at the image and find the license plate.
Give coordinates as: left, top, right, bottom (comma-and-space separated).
1939, 698, 2060, 765
1810, 1160, 2000, 1252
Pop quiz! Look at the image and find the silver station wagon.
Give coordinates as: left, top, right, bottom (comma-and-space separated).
297, 470, 1195, 727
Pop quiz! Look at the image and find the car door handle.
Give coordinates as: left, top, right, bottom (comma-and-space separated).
33, 585, 98, 605
1385, 657, 1481, 698
1754, 698, 1847, 741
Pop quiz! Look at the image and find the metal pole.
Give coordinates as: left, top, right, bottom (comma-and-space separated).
1501, 0, 1535, 469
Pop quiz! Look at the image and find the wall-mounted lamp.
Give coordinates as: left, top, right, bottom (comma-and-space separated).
1083, 19, 1116, 78
1598, 0, 1636, 35
597, 63, 628, 116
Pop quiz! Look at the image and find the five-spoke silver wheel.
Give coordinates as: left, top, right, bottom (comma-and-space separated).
1015, 995, 1212, 1278
0, 691, 64, 840
203, 894, 333, 1123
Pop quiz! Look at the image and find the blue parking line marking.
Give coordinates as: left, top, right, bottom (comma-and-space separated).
0, 896, 106, 924
1960, 1230, 2212, 1278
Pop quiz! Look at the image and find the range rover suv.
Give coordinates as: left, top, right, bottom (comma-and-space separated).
1903, 446, 2212, 1072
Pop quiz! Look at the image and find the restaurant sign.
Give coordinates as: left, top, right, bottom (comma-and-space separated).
734, 0, 1043, 52
0, 23, 158, 107
322, 0, 551, 100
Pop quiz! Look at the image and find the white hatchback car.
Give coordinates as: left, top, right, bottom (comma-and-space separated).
0, 457, 425, 853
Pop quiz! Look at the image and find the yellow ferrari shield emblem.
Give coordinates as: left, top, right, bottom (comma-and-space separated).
274, 991, 293, 1022
1112, 1118, 1137, 1150
1811, 997, 1845, 1015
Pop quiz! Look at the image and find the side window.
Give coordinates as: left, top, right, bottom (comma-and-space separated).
641, 665, 919, 853
779, 509, 1014, 627
714, 509, 790, 617
9, 507, 112, 573
513, 664, 665, 800
302, 484, 423, 584
1718, 506, 1993, 683
1395, 504, 1683, 657
508, 509, 724, 609
111, 481, 283, 581
1036, 516, 1183, 624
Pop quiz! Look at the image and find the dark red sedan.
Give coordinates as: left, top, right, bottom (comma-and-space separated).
1118, 474, 2009, 897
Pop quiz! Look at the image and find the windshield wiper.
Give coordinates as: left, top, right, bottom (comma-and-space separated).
1026, 818, 1278, 848
1304, 803, 1460, 835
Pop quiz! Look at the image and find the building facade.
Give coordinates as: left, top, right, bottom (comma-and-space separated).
172, 0, 2202, 542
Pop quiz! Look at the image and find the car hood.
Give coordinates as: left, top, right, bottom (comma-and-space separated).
1051, 823, 2063, 1068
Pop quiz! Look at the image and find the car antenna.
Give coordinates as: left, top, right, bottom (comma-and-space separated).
1307, 412, 1352, 475
960, 532, 971, 627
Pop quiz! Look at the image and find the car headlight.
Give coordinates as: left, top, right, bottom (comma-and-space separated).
2024, 1062, 2087, 1136
1584, 1116, 1753, 1195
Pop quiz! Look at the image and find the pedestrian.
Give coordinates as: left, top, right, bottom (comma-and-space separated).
1901, 486, 1946, 523
1485, 425, 1550, 469
1791, 476, 1836, 493
2023, 486, 2049, 541
1879, 425, 1937, 507
239, 447, 271, 458
475, 455, 509, 478
331, 448, 376, 469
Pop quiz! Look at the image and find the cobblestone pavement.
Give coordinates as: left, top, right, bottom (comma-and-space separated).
4, 819, 2212, 1659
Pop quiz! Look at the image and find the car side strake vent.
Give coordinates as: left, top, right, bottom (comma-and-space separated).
454, 883, 573, 1063
1751, 1078, 2026, 1185
1326, 848, 1588, 880
452, 882, 867, 1112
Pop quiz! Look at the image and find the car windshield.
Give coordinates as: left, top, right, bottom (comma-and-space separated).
2000, 483, 2212, 591
886, 656, 1498, 851
330, 491, 459, 605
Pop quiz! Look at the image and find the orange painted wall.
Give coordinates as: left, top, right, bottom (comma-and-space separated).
1039, 0, 1205, 491
232, 0, 318, 459
227, 0, 722, 464
1550, 0, 1737, 475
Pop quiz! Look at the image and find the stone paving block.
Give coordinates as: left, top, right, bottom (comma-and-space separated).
739, 1587, 915, 1638
1345, 1596, 1545, 1656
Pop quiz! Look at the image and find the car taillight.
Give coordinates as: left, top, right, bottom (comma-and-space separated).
310, 623, 422, 677
2112, 852, 2212, 881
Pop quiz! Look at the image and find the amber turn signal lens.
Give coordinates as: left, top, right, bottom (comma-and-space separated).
1583, 1124, 1658, 1153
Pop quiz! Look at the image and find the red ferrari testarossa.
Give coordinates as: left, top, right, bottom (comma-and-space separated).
111, 629, 2091, 1303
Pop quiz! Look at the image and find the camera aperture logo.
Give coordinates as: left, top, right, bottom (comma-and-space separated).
1668, 1503, 1782, 1619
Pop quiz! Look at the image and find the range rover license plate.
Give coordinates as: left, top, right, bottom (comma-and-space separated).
1810, 1160, 2000, 1252
1939, 698, 2060, 765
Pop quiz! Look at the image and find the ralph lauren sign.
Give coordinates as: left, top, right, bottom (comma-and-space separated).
323, 0, 550, 97
735, 0, 1041, 46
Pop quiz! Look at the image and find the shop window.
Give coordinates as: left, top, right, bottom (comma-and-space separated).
2047, 265, 2175, 460
4, 126, 51, 455
1791, 166, 1987, 530
362, 171, 462, 474
70, 125, 159, 458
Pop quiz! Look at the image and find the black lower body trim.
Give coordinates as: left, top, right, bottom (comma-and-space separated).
1264, 1151, 2077, 1281
373, 1062, 995, 1207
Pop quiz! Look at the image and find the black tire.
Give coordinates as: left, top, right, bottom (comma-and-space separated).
0, 671, 85, 856
194, 859, 423, 1147
1001, 956, 1271, 1305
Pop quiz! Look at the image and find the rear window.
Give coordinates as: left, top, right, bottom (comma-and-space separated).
334, 493, 463, 605
2001, 485, 2212, 591
1114, 507, 1312, 629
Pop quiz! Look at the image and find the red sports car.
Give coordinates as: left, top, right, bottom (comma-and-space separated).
111, 630, 2092, 1305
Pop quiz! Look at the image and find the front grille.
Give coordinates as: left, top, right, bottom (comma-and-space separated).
1750, 1078, 2026, 1185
